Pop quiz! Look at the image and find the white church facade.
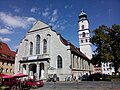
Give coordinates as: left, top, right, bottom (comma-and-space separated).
14, 11, 93, 81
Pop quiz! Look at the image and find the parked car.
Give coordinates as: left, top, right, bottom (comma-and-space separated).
82, 75, 89, 81
24, 79, 44, 88
87, 73, 109, 81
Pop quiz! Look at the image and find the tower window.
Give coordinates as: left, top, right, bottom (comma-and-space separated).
82, 25, 84, 30
86, 39, 88, 42
81, 40, 83, 43
82, 32, 86, 37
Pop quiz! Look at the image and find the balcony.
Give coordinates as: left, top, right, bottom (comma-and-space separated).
22, 54, 50, 61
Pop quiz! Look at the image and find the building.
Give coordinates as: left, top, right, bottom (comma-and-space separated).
0, 42, 16, 75
93, 64, 102, 74
93, 62, 115, 75
78, 10, 92, 60
101, 62, 115, 75
14, 11, 93, 81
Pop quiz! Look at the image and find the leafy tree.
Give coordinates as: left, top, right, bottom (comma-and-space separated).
91, 24, 120, 75
108, 24, 120, 75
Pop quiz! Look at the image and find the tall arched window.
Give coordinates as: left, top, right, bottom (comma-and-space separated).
57, 55, 62, 68
43, 39, 47, 53
82, 32, 86, 37
30, 42, 33, 55
36, 35, 40, 54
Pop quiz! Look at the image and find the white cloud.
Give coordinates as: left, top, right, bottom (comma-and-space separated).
64, 5, 68, 9
42, 12, 49, 17
9, 5, 20, 13
50, 9, 58, 23
64, 5, 72, 9
53, 9, 58, 16
0, 12, 37, 29
0, 37, 11, 42
50, 16, 58, 23
14, 8, 20, 13
30, 7, 38, 13
0, 28, 14, 34
27, 17, 36, 24
42, 8, 50, 17
13, 45, 19, 49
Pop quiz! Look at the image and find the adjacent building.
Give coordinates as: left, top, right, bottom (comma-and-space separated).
0, 42, 16, 75
93, 62, 115, 75
101, 62, 115, 75
14, 11, 93, 81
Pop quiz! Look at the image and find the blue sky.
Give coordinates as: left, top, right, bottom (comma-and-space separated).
0, 0, 120, 51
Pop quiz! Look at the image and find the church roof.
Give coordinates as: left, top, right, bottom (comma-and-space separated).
29, 20, 50, 32
60, 35, 89, 60
79, 10, 87, 19
79, 11, 87, 16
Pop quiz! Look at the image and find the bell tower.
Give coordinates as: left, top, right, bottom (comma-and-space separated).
78, 10, 92, 59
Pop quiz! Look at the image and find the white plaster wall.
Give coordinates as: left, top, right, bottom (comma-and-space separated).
80, 45, 92, 60
49, 31, 72, 81
15, 26, 72, 81
78, 20, 89, 30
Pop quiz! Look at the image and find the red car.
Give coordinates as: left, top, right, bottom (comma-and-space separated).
25, 79, 44, 88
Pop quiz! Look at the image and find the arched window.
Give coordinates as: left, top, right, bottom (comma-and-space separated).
82, 32, 86, 37
36, 35, 40, 54
43, 39, 47, 53
81, 40, 83, 43
82, 25, 84, 30
30, 42, 33, 55
57, 55, 62, 68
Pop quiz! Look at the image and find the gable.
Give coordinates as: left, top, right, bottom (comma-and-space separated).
29, 20, 50, 32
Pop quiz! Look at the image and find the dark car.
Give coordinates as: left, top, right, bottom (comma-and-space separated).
82, 75, 89, 81
87, 73, 109, 81
88, 73, 102, 81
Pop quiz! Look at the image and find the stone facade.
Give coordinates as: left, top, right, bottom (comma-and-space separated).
15, 16, 93, 81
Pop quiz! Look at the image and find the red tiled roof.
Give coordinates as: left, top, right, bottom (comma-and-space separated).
0, 42, 16, 57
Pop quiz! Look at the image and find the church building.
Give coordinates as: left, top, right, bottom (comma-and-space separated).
14, 11, 93, 81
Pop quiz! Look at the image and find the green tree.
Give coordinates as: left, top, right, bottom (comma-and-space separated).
108, 24, 120, 75
91, 24, 120, 75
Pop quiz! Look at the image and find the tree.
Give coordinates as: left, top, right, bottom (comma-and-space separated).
91, 24, 120, 75
108, 24, 120, 75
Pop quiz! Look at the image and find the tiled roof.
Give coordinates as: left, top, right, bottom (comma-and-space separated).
0, 42, 16, 57
60, 35, 89, 60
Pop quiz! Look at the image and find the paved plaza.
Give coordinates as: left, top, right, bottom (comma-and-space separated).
31, 81, 120, 90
